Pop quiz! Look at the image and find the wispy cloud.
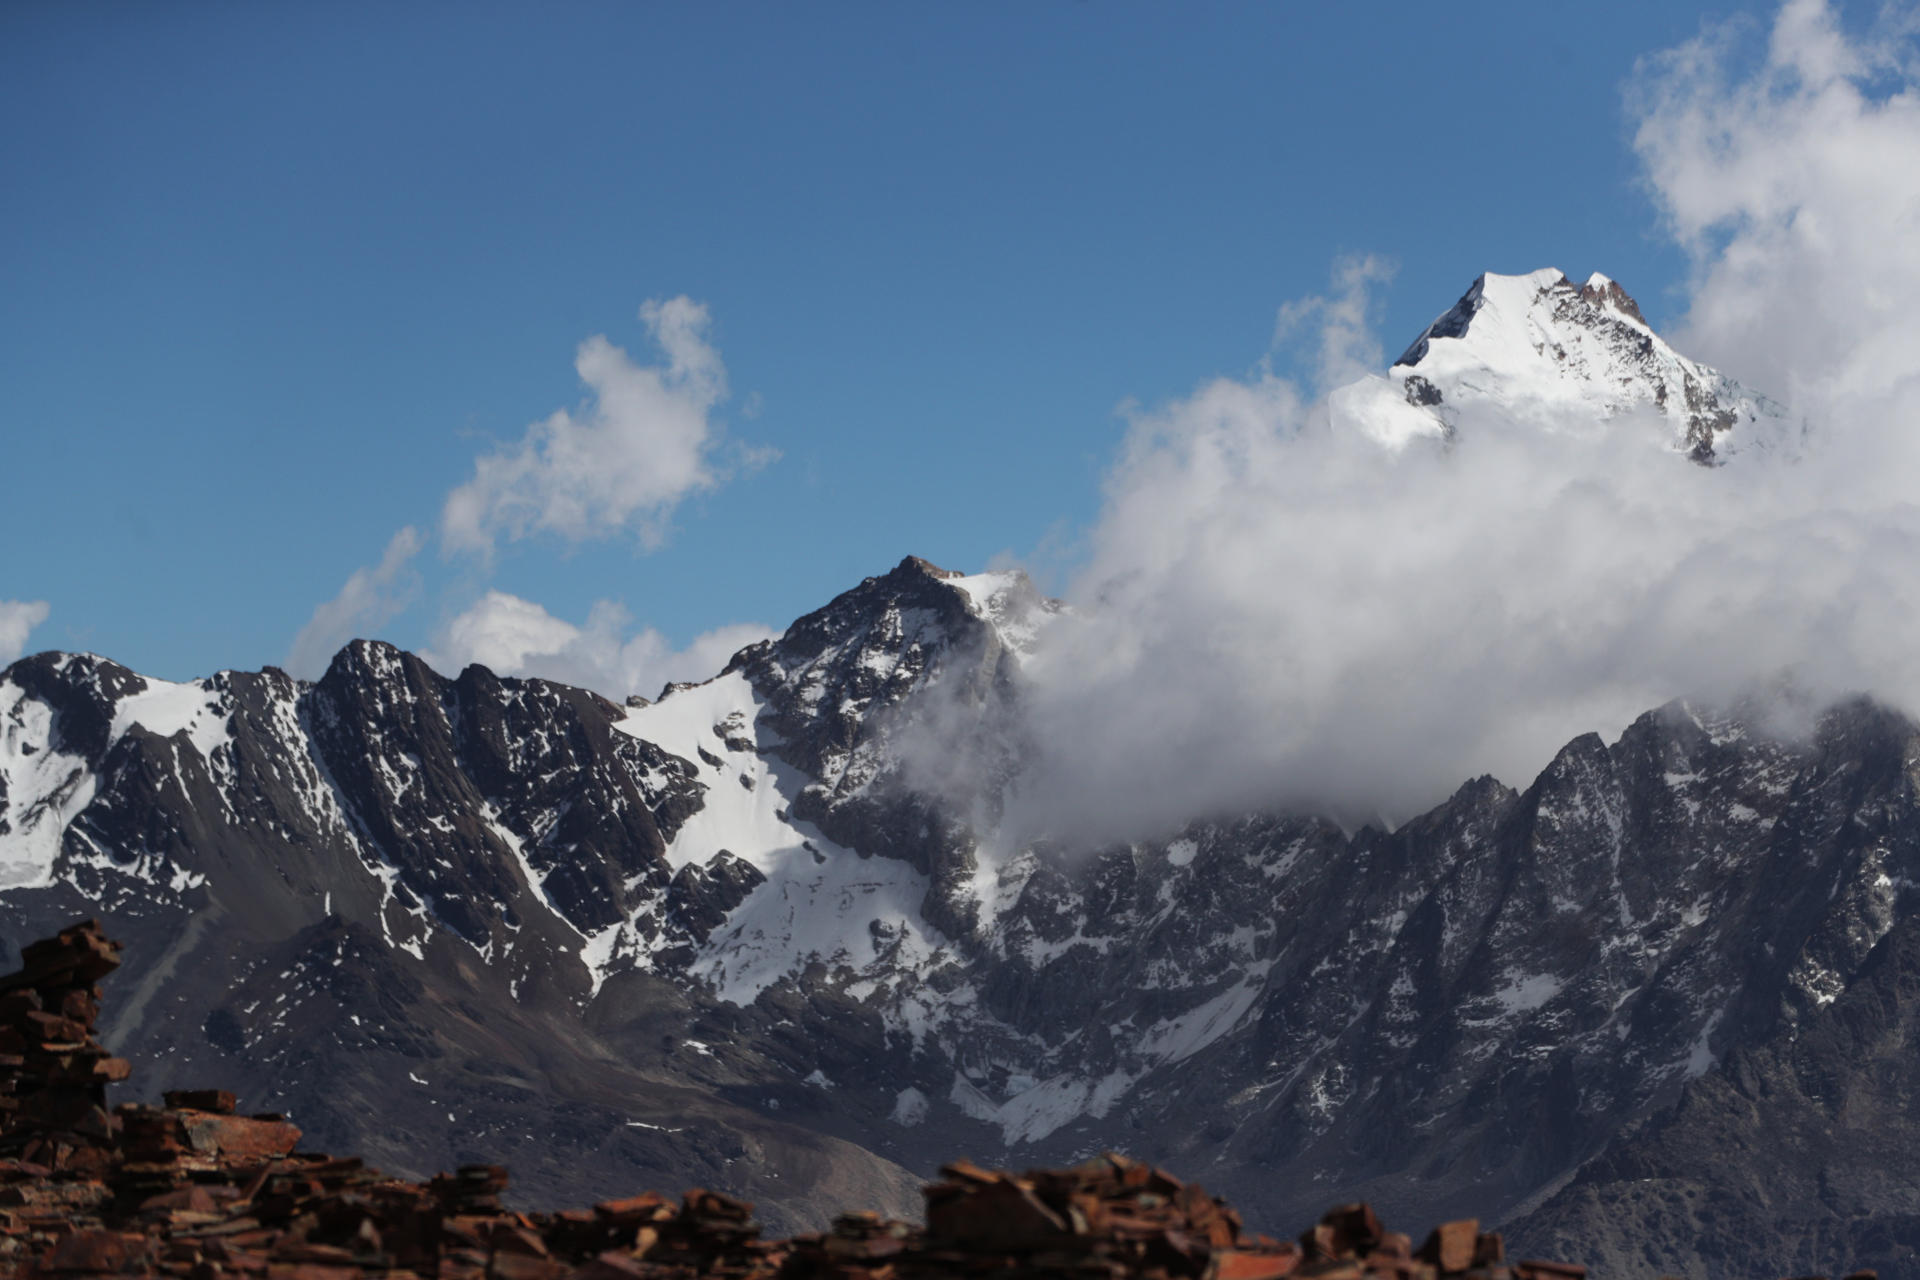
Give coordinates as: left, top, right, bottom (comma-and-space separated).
285, 527, 424, 678
1271, 253, 1395, 393
0, 601, 50, 665
422, 589, 772, 702
1634, 0, 1920, 428
442, 297, 770, 557
286, 297, 772, 677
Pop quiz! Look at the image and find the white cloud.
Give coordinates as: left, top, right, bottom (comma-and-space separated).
0, 601, 50, 665
1634, 0, 1920, 430
285, 527, 424, 678
1271, 253, 1395, 394
422, 589, 773, 702
287, 299, 765, 675
982, 2, 1920, 843
442, 297, 766, 557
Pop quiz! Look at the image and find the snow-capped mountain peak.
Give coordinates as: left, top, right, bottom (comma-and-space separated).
1332, 268, 1790, 461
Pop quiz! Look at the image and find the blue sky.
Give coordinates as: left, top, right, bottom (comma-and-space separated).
2, 0, 1781, 686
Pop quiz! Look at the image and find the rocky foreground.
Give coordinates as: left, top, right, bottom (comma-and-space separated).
0, 921, 1882, 1280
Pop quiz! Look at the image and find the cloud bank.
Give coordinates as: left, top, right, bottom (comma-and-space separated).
422, 591, 772, 703
443, 297, 766, 557
0, 601, 50, 665
285, 527, 424, 678
1638, 0, 1920, 446
992, 0, 1920, 843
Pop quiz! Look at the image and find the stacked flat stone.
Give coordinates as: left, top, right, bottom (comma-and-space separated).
0, 919, 128, 1171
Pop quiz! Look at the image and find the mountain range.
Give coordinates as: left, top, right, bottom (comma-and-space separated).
3, 270, 1914, 1278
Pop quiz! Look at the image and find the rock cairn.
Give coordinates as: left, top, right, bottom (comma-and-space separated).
0, 920, 131, 1171
0, 918, 1859, 1280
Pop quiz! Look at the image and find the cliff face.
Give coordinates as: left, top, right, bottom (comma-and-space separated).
1507, 912, 1920, 1278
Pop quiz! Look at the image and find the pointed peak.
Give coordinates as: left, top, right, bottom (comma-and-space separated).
1391, 267, 1661, 373
895, 555, 963, 581
1393, 270, 1570, 369
1361, 267, 1787, 463
320, 638, 421, 688
1578, 272, 1648, 326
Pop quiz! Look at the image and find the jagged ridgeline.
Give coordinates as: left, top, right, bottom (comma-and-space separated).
1, 273, 1916, 1277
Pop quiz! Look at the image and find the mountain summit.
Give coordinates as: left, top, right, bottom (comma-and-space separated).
1335, 268, 1789, 462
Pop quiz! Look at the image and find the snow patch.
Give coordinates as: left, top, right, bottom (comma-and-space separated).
690, 843, 942, 1004
0, 683, 97, 889
1136, 974, 1268, 1063
1492, 971, 1563, 1016
618, 671, 952, 1005
110, 678, 232, 758
948, 1068, 1134, 1145
618, 673, 792, 874
890, 1086, 929, 1127
948, 570, 1059, 657
1684, 1007, 1726, 1079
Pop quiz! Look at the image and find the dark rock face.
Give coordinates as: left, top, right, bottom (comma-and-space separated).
5, 558, 1920, 1274
667, 853, 767, 946
1395, 278, 1485, 368
1508, 913, 1920, 1279
302, 644, 702, 950
1404, 374, 1445, 407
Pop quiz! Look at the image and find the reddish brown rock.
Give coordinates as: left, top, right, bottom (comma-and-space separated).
1418, 1219, 1479, 1274
41, 1227, 150, 1272
1214, 1250, 1302, 1280
1514, 1263, 1588, 1280
179, 1111, 302, 1162
161, 1089, 235, 1115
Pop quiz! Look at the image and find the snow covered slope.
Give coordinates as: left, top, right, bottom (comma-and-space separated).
1331, 268, 1792, 461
